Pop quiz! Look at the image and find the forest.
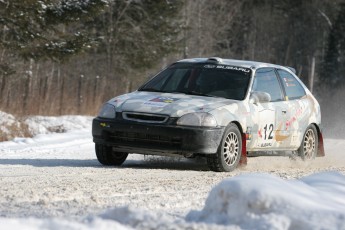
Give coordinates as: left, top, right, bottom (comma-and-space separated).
0, 0, 344, 119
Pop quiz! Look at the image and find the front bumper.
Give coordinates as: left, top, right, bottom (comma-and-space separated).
92, 117, 225, 156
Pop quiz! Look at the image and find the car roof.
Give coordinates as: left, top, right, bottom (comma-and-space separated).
176, 57, 296, 74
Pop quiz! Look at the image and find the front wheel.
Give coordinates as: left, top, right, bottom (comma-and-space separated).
297, 125, 318, 160
207, 124, 242, 172
95, 144, 128, 166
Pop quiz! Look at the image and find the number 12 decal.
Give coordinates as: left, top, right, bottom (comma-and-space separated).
263, 124, 274, 140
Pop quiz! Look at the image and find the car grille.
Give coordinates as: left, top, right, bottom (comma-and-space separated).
122, 112, 169, 123
109, 131, 182, 148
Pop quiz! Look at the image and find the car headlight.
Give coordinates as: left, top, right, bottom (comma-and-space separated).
98, 104, 116, 119
177, 112, 217, 127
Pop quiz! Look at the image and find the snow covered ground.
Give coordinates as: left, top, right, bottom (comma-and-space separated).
0, 115, 345, 229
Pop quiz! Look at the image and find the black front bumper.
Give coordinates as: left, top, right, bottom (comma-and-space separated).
92, 117, 225, 156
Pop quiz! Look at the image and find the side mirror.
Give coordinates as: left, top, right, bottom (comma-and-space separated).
250, 91, 271, 104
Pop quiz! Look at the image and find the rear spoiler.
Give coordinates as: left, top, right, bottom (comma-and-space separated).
286, 66, 296, 74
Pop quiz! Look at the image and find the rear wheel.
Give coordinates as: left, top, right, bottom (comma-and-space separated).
297, 125, 318, 160
207, 124, 242, 172
95, 144, 128, 166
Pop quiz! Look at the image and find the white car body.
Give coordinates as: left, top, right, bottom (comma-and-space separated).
92, 57, 324, 171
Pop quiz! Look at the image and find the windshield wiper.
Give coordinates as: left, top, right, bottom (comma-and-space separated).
139, 88, 219, 98
169, 90, 218, 98
138, 88, 166, 93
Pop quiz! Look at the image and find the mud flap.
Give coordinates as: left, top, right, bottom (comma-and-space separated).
239, 133, 247, 165
317, 131, 325, 157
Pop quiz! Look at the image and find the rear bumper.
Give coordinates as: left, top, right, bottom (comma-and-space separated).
92, 117, 225, 156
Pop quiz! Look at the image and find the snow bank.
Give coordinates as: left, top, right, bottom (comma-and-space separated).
98, 206, 177, 229
187, 171, 345, 230
0, 111, 16, 126
2, 172, 344, 230
0, 110, 92, 141
0, 111, 29, 141
25, 115, 92, 135
0, 217, 131, 230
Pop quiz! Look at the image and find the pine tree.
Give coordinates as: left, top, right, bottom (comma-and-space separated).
86, 0, 183, 71
321, 3, 345, 87
0, 0, 108, 75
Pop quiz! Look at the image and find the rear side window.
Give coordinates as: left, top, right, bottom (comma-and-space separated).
277, 69, 306, 100
252, 68, 284, 102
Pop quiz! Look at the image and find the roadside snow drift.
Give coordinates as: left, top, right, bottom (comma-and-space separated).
0, 110, 93, 141
1, 172, 345, 230
25, 115, 93, 135
187, 172, 345, 230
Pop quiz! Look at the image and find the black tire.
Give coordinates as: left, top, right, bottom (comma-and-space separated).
207, 124, 242, 172
297, 125, 318, 160
95, 144, 128, 166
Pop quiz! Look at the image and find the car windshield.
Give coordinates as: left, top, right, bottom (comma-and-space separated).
138, 63, 252, 100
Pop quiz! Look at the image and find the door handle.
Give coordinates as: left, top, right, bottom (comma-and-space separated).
282, 110, 287, 114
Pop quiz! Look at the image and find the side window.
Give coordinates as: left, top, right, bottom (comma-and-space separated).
277, 69, 306, 100
252, 68, 283, 102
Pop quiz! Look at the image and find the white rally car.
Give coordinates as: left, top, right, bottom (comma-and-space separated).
92, 57, 324, 172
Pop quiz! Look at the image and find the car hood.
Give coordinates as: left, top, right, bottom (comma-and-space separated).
108, 91, 238, 117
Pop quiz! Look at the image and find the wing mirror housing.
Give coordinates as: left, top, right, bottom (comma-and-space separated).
250, 91, 271, 104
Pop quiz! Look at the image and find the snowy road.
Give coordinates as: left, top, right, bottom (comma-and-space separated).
1, 120, 345, 229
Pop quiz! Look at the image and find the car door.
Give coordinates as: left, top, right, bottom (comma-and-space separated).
276, 69, 308, 149
248, 67, 290, 150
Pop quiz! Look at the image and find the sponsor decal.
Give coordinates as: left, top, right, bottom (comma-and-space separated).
215, 65, 251, 73
261, 143, 272, 148
144, 97, 180, 107
275, 130, 289, 141
286, 83, 296, 87
263, 124, 274, 140
275, 123, 290, 141
258, 129, 263, 138
204, 65, 216, 68
204, 64, 251, 73
246, 127, 252, 140
285, 107, 303, 129
283, 77, 296, 87
259, 123, 290, 144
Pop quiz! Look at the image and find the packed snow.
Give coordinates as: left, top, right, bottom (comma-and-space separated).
0, 113, 345, 229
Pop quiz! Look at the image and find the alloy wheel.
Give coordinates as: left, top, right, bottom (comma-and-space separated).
303, 129, 316, 159
223, 132, 239, 166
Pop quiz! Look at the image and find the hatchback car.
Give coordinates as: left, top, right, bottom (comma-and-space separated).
92, 57, 324, 172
